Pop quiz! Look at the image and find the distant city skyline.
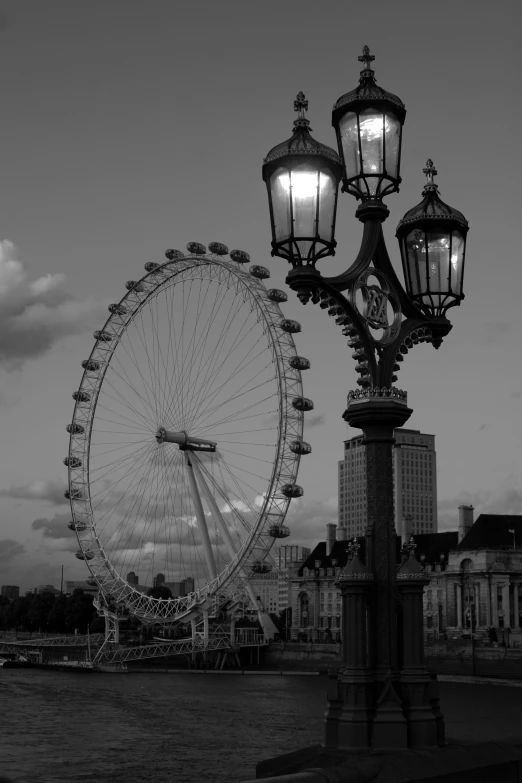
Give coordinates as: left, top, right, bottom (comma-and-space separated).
0, 1, 521, 591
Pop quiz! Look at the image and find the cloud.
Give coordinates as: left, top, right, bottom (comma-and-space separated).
282, 496, 339, 549
0, 479, 68, 506
438, 485, 522, 530
305, 414, 326, 429
478, 424, 486, 431
0, 240, 109, 369
0, 538, 25, 562
483, 320, 512, 345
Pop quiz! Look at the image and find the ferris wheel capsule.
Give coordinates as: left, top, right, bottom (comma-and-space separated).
186, 242, 207, 255
72, 391, 91, 403
267, 289, 288, 303
208, 242, 229, 255
249, 265, 270, 279
165, 249, 185, 261
64, 456, 82, 468
280, 319, 301, 334
289, 356, 311, 371
65, 488, 83, 500
94, 330, 113, 342
290, 440, 312, 455
66, 423, 85, 435
281, 483, 304, 498
68, 520, 86, 531
292, 397, 314, 412
108, 304, 128, 316
268, 524, 290, 539
82, 359, 100, 372
75, 549, 94, 561
144, 262, 160, 271
125, 281, 145, 292
252, 560, 272, 574
230, 249, 250, 264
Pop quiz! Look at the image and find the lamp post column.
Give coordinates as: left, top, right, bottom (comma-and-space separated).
397, 547, 439, 748
329, 543, 374, 750
343, 394, 412, 750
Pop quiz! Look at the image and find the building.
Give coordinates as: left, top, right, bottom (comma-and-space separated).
127, 571, 139, 586
249, 570, 280, 615
1, 585, 19, 600
65, 580, 98, 597
163, 577, 195, 597
276, 545, 311, 614
338, 428, 437, 541
153, 573, 165, 587
416, 506, 522, 645
289, 509, 522, 646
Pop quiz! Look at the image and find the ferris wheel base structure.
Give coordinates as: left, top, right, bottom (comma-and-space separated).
65, 241, 310, 640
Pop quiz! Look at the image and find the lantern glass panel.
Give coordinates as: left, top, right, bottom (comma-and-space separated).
384, 111, 401, 179
450, 230, 465, 295
359, 107, 385, 195
404, 229, 427, 297
317, 168, 337, 243
338, 111, 359, 182
427, 232, 450, 293
270, 166, 292, 243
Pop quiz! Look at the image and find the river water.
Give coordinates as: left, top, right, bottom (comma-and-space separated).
3, 669, 522, 783
0, 670, 326, 783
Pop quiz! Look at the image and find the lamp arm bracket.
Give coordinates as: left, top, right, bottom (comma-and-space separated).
321, 219, 382, 292
308, 281, 379, 388
377, 316, 435, 388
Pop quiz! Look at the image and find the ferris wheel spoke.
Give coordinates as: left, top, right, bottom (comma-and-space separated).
182, 302, 255, 428
192, 384, 277, 434
95, 402, 152, 432
101, 369, 157, 431
88, 441, 153, 483
117, 325, 164, 425
184, 333, 270, 432
88, 440, 157, 509
132, 309, 167, 424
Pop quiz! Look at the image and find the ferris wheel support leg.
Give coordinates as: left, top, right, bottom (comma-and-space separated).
183, 452, 218, 582
190, 455, 269, 637
191, 618, 197, 661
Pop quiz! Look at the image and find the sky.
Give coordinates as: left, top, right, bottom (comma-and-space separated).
0, 0, 520, 593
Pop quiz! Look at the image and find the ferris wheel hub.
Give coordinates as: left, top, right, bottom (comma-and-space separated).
155, 427, 217, 452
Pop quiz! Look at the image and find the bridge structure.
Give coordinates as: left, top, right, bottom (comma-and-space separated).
0, 621, 269, 668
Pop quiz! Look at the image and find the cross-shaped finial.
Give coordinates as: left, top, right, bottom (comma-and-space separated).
294, 91, 308, 121
423, 159, 438, 186
406, 534, 417, 553
358, 45, 375, 72
347, 536, 361, 559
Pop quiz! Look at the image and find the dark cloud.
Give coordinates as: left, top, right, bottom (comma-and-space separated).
0, 538, 25, 562
0, 240, 109, 370
305, 414, 326, 429
0, 479, 68, 506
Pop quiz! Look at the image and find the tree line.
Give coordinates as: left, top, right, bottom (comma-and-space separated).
0, 589, 97, 635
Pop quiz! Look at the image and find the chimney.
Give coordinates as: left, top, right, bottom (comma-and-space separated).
326, 523, 337, 556
402, 513, 414, 547
458, 504, 474, 543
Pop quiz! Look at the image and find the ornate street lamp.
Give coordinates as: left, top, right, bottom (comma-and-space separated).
396, 159, 469, 317
332, 45, 406, 201
261, 46, 469, 753
262, 92, 343, 267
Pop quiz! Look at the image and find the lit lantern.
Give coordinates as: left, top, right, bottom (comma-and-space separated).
332, 46, 406, 201
396, 160, 469, 317
262, 92, 343, 267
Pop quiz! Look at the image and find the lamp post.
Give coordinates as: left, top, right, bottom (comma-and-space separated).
262, 46, 469, 751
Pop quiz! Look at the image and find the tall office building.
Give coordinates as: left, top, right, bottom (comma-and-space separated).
338, 428, 437, 542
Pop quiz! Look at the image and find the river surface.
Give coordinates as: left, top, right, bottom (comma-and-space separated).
2, 670, 522, 783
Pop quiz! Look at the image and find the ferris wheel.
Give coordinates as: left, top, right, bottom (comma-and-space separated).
65, 242, 313, 625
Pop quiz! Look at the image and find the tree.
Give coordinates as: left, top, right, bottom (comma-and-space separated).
47, 593, 68, 633
65, 589, 95, 634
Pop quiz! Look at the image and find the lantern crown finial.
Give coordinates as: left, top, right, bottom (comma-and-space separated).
293, 91, 311, 131
422, 159, 439, 194
358, 45, 375, 77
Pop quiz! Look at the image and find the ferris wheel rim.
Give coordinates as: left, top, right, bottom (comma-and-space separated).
66, 248, 305, 622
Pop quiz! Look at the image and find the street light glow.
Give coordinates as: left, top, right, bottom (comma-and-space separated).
278, 171, 328, 199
